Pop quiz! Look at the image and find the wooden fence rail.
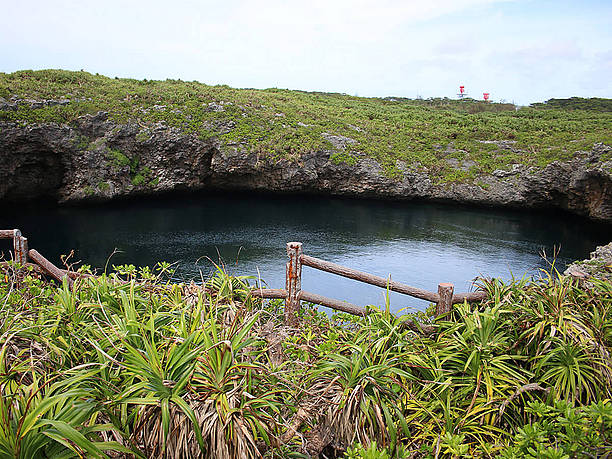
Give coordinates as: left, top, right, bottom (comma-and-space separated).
1, 228, 73, 287
251, 242, 488, 325
301, 253, 440, 303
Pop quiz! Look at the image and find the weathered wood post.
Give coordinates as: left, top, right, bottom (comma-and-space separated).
12, 229, 20, 262
285, 242, 303, 326
17, 235, 28, 265
12, 229, 28, 265
436, 282, 454, 317
20, 237, 28, 263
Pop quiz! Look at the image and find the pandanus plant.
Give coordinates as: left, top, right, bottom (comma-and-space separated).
308, 327, 413, 452
401, 302, 524, 454
189, 311, 282, 458
0, 347, 132, 459
500, 271, 612, 404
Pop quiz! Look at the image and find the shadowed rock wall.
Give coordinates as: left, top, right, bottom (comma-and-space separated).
1, 112, 611, 222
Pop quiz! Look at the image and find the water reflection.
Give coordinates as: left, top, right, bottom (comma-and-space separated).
1, 192, 609, 313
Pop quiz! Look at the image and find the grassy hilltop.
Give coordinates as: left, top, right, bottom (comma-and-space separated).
1, 69, 611, 183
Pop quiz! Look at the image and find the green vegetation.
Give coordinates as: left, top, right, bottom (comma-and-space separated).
104, 148, 153, 187
131, 167, 152, 187
1, 70, 610, 183
107, 147, 134, 170
73, 134, 91, 150
1, 259, 611, 458
330, 150, 358, 166
135, 130, 150, 143
530, 97, 612, 112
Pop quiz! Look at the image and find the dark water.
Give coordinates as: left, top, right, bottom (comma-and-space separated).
2, 193, 610, 313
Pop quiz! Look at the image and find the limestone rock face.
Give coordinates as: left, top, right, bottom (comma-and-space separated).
1, 113, 611, 222
564, 242, 612, 283
1, 113, 216, 203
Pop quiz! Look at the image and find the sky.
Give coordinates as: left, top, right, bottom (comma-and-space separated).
1, 0, 610, 105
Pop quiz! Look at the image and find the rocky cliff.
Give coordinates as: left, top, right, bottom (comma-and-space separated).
565, 242, 612, 284
1, 112, 611, 221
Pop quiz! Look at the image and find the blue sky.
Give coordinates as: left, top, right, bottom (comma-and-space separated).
1, 0, 610, 105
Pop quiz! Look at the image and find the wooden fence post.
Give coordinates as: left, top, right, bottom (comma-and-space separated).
285, 242, 303, 326
12, 229, 20, 262
436, 282, 454, 317
12, 229, 28, 265
16, 236, 28, 265
20, 237, 28, 264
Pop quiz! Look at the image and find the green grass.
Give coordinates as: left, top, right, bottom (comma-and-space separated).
107, 147, 132, 169
131, 167, 152, 187
1, 69, 611, 184
1, 259, 611, 458
330, 150, 358, 166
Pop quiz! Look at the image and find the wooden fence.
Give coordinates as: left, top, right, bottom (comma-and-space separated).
1, 230, 487, 326
251, 242, 487, 326
1, 228, 76, 287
